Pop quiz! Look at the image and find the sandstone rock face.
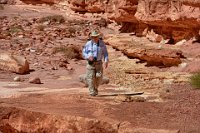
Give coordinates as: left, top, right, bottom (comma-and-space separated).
66, 0, 200, 42
20, 0, 60, 4
0, 53, 29, 74
69, 0, 106, 13
13, 0, 199, 42
124, 48, 183, 67
105, 34, 184, 67
107, 0, 138, 22
134, 0, 200, 42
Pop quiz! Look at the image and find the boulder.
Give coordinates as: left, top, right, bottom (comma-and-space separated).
0, 53, 29, 74
124, 48, 183, 67
105, 35, 184, 67
146, 29, 163, 43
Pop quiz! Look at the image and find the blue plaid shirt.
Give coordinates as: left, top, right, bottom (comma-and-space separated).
82, 40, 108, 62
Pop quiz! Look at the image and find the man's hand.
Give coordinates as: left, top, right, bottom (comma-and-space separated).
104, 62, 108, 69
88, 56, 94, 61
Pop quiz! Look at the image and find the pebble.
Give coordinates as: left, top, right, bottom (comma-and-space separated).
29, 77, 41, 84
14, 76, 21, 82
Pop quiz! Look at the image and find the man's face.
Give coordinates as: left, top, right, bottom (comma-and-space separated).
92, 36, 99, 43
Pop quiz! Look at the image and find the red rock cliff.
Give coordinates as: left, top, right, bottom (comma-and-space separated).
17, 0, 200, 42
67, 0, 200, 42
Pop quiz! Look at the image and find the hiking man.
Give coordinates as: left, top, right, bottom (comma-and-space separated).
82, 31, 109, 96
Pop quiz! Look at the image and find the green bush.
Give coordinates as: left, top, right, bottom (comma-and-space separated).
190, 72, 200, 89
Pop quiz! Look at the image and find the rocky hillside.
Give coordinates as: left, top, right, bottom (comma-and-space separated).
66, 0, 200, 43
5, 0, 199, 43
25, 0, 200, 43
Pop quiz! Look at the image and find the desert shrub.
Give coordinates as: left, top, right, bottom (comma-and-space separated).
36, 25, 45, 31
190, 72, 200, 89
68, 26, 77, 37
53, 45, 81, 59
38, 15, 65, 24
9, 25, 24, 34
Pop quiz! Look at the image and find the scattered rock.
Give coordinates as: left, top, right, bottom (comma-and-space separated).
163, 79, 174, 85
131, 96, 146, 102
146, 30, 163, 43
114, 94, 146, 102
30, 49, 36, 53
114, 95, 146, 102
25, 47, 31, 51
29, 77, 41, 84
175, 39, 186, 46
179, 62, 187, 68
114, 95, 133, 102
156, 45, 163, 50
166, 89, 170, 93
13, 76, 21, 82
67, 66, 73, 70
51, 66, 58, 70
18, 35, 23, 38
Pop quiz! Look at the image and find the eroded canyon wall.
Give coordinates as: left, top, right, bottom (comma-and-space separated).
68, 0, 200, 42
134, 0, 200, 42
15, 0, 200, 42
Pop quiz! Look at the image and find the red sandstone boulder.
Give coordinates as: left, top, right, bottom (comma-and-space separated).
146, 29, 164, 43
124, 48, 183, 67
0, 53, 29, 74
105, 34, 184, 67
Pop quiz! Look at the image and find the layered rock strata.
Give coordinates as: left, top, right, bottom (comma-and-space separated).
67, 0, 200, 42
12, 0, 200, 42
105, 34, 184, 67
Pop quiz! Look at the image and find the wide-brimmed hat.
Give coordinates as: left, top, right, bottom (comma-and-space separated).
90, 31, 100, 37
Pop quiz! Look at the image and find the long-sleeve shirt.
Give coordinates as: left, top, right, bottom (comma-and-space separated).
82, 39, 108, 62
